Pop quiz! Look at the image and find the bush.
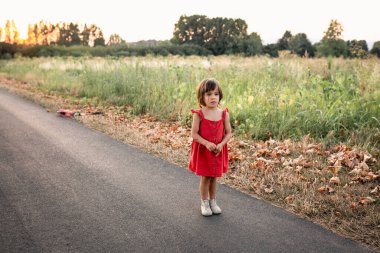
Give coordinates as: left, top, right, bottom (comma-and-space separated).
370, 41, 380, 57
316, 39, 349, 57
0, 42, 18, 58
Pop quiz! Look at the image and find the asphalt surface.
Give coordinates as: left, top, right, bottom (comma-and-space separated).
0, 88, 376, 253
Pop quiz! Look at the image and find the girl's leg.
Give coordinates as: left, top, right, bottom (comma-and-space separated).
199, 176, 211, 200
200, 176, 213, 216
209, 177, 217, 199
209, 177, 222, 214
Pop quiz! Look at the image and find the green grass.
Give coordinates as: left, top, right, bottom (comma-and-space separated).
1, 55, 379, 149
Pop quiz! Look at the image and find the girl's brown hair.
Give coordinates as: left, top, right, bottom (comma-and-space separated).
196, 78, 223, 107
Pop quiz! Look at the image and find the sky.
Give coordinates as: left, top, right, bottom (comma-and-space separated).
1, 0, 379, 45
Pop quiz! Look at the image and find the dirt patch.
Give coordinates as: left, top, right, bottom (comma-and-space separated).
0, 76, 379, 251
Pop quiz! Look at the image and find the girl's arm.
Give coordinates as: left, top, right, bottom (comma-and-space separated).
191, 113, 216, 152
215, 112, 233, 154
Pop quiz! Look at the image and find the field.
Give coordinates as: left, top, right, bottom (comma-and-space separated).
0, 55, 379, 250
1, 56, 379, 148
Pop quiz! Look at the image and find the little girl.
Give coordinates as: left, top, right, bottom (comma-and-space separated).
189, 78, 232, 216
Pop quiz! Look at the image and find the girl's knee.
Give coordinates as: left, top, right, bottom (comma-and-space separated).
201, 176, 213, 183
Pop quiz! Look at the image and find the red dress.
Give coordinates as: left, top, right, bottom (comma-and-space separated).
188, 108, 229, 177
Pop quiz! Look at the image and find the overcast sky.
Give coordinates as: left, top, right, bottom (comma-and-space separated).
2, 0, 379, 44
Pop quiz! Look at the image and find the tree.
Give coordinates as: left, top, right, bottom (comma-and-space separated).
277, 30, 292, 50
107, 33, 125, 46
94, 36, 105, 47
68, 22, 81, 46
204, 17, 248, 55
237, 32, 262, 56
47, 24, 60, 45
172, 15, 248, 55
4, 20, 12, 43
81, 24, 91, 46
288, 33, 315, 57
316, 39, 348, 57
370, 41, 380, 57
27, 24, 37, 45
3, 20, 20, 44
93, 31, 105, 47
11, 20, 19, 44
262, 43, 279, 57
57, 22, 82, 46
87, 24, 105, 47
347, 40, 368, 58
316, 19, 348, 57
323, 19, 343, 40
172, 15, 208, 46
58, 22, 70, 46
39, 21, 50, 45
33, 23, 41, 45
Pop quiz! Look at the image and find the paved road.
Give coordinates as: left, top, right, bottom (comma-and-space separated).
0, 88, 376, 253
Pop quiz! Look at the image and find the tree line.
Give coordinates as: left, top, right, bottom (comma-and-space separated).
171, 16, 379, 58
0, 20, 106, 46
0, 17, 379, 58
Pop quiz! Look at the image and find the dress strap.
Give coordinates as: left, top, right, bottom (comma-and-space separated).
222, 108, 229, 121
191, 109, 204, 120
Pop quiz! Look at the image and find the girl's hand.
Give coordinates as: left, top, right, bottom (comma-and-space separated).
205, 142, 217, 152
214, 143, 223, 156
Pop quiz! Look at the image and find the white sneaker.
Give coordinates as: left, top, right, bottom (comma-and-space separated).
201, 199, 212, 216
210, 199, 222, 214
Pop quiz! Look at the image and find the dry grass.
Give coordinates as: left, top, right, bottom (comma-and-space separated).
0, 76, 379, 252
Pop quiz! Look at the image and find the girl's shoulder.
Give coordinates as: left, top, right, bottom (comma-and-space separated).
191, 108, 204, 119
191, 108, 201, 114
222, 107, 229, 120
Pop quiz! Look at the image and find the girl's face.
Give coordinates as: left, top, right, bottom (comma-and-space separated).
203, 87, 220, 109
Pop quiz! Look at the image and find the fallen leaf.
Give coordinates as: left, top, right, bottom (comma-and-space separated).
328, 186, 335, 194
264, 188, 274, 193
359, 197, 376, 205
317, 185, 335, 194
170, 143, 181, 149
282, 159, 292, 167
330, 176, 340, 185
366, 172, 380, 181
285, 195, 295, 203
343, 157, 355, 169
328, 166, 341, 176
256, 149, 270, 157
301, 161, 313, 168
363, 153, 371, 163
358, 161, 369, 171
237, 141, 248, 148
334, 159, 342, 167
370, 186, 379, 195
348, 168, 362, 176
250, 160, 266, 170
